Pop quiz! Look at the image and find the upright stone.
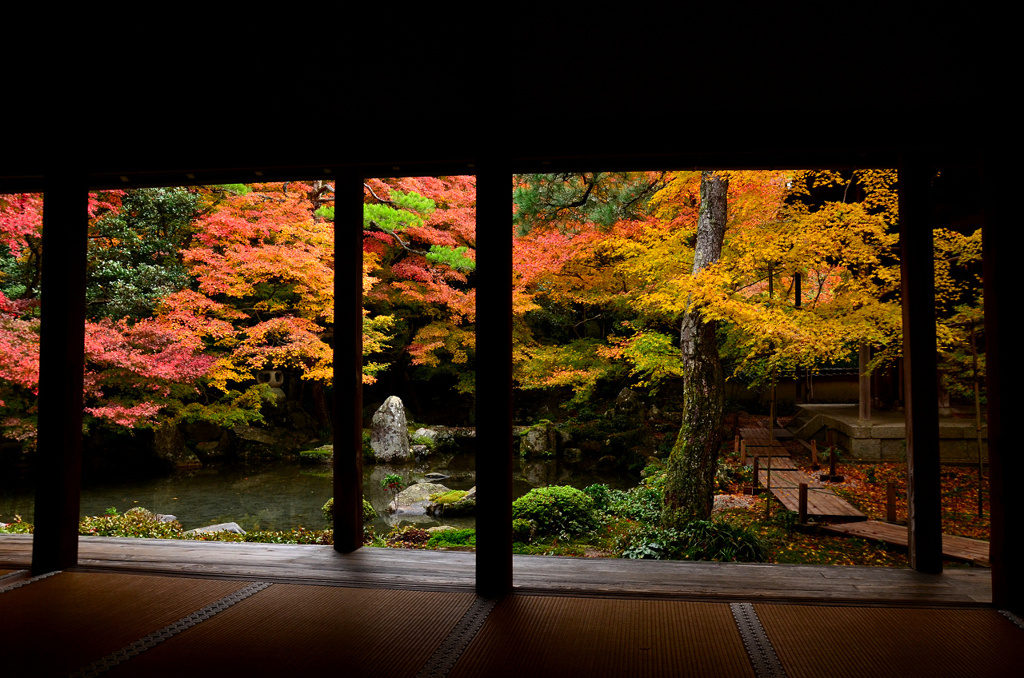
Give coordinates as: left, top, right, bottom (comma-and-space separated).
371, 396, 411, 463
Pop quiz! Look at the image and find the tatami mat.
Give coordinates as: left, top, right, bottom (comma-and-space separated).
755, 603, 1024, 678
448, 595, 755, 678
0, 572, 248, 678
103, 584, 476, 678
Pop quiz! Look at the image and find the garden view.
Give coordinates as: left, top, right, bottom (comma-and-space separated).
0, 170, 988, 567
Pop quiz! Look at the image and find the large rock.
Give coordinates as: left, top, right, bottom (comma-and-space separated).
387, 481, 450, 515
371, 396, 411, 463
185, 522, 245, 535
614, 387, 646, 428
153, 424, 201, 470
520, 422, 571, 458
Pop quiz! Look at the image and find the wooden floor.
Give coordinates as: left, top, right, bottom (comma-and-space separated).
0, 534, 993, 606
821, 520, 992, 567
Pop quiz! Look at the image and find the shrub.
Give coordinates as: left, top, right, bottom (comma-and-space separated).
186, 528, 333, 544
511, 485, 599, 538
385, 525, 430, 548
512, 518, 535, 543
617, 525, 681, 560
608, 486, 663, 523
79, 507, 184, 539
615, 519, 766, 562
583, 484, 612, 513
0, 517, 32, 534
362, 430, 374, 462
321, 497, 376, 524
676, 520, 766, 562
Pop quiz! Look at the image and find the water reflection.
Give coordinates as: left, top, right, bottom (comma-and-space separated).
1, 452, 635, 534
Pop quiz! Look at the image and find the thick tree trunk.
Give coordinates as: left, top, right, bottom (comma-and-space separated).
663, 171, 728, 527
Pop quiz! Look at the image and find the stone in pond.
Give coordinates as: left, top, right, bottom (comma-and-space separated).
371, 396, 411, 463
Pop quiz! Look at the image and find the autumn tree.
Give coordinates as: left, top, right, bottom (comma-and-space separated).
342, 176, 477, 415
0, 190, 218, 444
662, 171, 729, 525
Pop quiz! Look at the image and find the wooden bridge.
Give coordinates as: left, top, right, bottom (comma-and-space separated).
739, 427, 992, 566
739, 428, 867, 522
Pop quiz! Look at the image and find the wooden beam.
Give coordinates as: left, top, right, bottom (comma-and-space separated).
898, 154, 942, 574
333, 170, 364, 553
31, 175, 88, 574
474, 165, 513, 597
983, 150, 1022, 611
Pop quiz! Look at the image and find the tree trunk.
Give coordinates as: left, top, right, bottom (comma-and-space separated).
663, 171, 728, 527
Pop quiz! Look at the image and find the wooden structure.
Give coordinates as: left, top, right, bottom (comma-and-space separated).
1, 22, 1019, 614
0, 534, 993, 606
821, 520, 991, 567
756, 468, 866, 522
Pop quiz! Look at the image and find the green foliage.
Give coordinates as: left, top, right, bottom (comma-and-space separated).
676, 520, 767, 562
617, 525, 682, 559
381, 473, 405, 493
86, 188, 198, 320
300, 447, 332, 462
410, 432, 436, 449
363, 430, 374, 462
513, 172, 667, 234
0, 517, 32, 534
426, 528, 476, 548
425, 245, 475, 272
616, 519, 766, 562
79, 507, 184, 539
607, 486, 664, 523
511, 485, 600, 538
511, 518, 536, 543
583, 484, 613, 513
186, 528, 333, 544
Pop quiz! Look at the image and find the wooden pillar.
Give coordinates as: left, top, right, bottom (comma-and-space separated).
333, 170, 364, 553
31, 175, 88, 574
898, 154, 942, 574
983, 150, 1022, 611
474, 165, 513, 597
858, 342, 871, 422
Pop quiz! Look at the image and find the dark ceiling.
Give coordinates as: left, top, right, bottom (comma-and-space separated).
1, 16, 999, 192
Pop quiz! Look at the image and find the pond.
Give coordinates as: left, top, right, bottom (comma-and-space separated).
0, 451, 637, 535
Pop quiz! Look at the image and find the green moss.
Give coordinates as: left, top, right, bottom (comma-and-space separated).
430, 490, 468, 504
426, 528, 476, 548
321, 497, 376, 524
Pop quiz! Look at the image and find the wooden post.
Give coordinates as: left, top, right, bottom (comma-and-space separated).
859, 341, 871, 422
887, 482, 897, 523
983, 149, 1022, 611
798, 483, 808, 524
475, 164, 513, 597
333, 170, 364, 553
811, 440, 819, 470
899, 153, 943, 574
32, 174, 89, 574
970, 321, 984, 520
740, 439, 747, 465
